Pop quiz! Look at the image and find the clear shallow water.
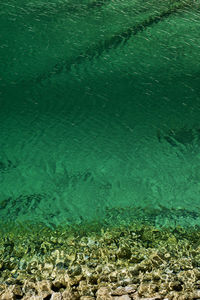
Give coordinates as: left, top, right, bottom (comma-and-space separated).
1, 0, 200, 228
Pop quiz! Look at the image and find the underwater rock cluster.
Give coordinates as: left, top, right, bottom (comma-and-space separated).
0, 223, 200, 299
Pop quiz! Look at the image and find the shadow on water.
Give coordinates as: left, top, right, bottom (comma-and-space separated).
35, 0, 193, 83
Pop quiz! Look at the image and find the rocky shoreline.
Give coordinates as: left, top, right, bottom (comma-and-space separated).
1, 222, 200, 299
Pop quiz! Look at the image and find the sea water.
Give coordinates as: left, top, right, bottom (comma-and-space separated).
1, 0, 200, 229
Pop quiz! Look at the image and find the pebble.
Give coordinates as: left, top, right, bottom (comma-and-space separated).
112, 286, 136, 296
113, 295, 131, 300
0, 291, 15, 300
50, 292, 62, 300
96, 287, 112, 300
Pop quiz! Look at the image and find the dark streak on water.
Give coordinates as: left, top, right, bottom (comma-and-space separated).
35, 1, 192, 83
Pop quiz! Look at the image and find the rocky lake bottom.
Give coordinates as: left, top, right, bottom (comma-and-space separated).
1, 215, 200, 300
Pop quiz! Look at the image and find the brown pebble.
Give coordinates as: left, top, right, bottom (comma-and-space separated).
0, 291, 15, 300
50, 292, 62, 300
124, 286, 136, 294
112, 286, 127, 296
96, 287, 112, 300
62, 290, 73, 300
113, 295, 131, 300
112, 286, 136, 296
193, 290, 200, 298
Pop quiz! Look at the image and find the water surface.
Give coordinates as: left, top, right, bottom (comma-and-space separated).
1, 0, 200, 228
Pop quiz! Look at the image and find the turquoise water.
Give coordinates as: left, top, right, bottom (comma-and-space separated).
1, 0, 200, 228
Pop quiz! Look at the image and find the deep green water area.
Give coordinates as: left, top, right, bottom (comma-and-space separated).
1, 0, 200, 233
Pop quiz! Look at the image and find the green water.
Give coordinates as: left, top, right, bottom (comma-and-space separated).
1, 0, 200, 229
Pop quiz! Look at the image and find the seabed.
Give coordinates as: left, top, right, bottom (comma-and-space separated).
1, 208, 200, 300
